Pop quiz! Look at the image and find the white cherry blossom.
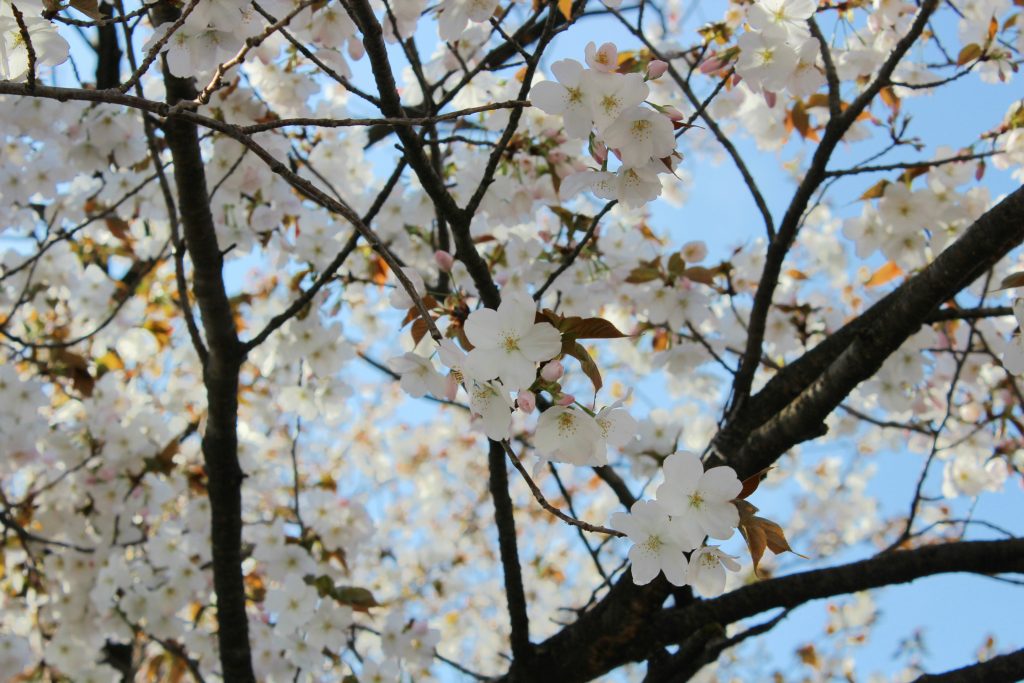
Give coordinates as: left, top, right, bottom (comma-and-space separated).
530, 59, 595, 139
602, 107, 676, 168
463, 292, 562, 390
387, 352, 447, 398
535, 405, 605, 465
687, 546, 741, 597
610, 499, 696, 585
656, 451, 742, 540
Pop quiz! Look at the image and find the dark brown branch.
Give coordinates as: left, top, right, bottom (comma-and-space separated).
727, 0, 939, 417
924, 305, 1012, 323
727, 183, 1024, 480
488, 439, 533, 665
95, 2, 122, 89
151, 2, 253, 679
242, 158, 406, 351
824, 151, 995, 178
653, 539, 1024, 648
534, 201, 616, 301
911, 648, 1024, 683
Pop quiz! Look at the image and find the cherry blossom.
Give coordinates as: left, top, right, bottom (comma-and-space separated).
656, 451, 742, 540
535, 405, 605, 465
610, 500, 695, 585
387, 352, 448, 398
463, 292, 562, 390
530, 59, 595, 139
687, 546, 742, 597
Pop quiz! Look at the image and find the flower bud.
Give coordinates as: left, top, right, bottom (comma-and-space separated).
541, 360, 564, 381
434, 250, 455, 272
517, 390, 536, 413
681, 240, 707, 262
699, 56, 726, 74
556, 393, 575, 406
662, 106, 684, 122
646, 60, 668, 80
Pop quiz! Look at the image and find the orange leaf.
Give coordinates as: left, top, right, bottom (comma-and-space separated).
557, 0, 573, 21
859, 179, 889, 200
879, 86, 900, 114
865, 261, 903, 288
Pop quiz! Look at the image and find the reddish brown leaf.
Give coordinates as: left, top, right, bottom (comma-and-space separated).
566, 342, 602, 392
997, 271, 1024, 290
737, 467, 772, 500
683, 266, 717, 286
560, 316, 629, 339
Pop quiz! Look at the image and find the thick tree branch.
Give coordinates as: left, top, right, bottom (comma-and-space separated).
151, 2, 253, 679
488, 439, 533, 666
727, 0, 939, 415
912, 648, 1024, 683
654, 539, 1024, 646
726, 184, 1024, 479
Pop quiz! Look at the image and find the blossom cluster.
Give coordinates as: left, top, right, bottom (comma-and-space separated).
610, 451, 742, 596
531, 42, 680, 208
0, 3, 69, 82
387, 285, 639, 465
734, 0, 824, 97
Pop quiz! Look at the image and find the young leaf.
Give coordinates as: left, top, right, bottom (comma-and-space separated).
864, 261, 903, 288
997, 272, 1024, 290
735, 500, 804, 576
957, 43, 983, 66
737, 467, 772, 500
560, 316, 629, 339
859, 179, 890, 200
566, 342, 602, 392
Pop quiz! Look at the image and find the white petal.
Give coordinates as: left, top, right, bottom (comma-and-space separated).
518, 323, 562, 362
464, 307, 501, 348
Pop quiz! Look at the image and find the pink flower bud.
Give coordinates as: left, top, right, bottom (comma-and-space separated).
541, 360, 564, 381
591, 139, 608, 165
347, 38, 364, 61
681, 240, 707, 263
662, 106, 684, 122
699, 56, 726, 74
434, 250, 455, 272
647, 60, 669, 80
517, 390, 536, 413
556, 393, 575, 406
762, 90, 777, 109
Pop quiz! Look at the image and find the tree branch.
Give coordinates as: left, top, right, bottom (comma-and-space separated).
911, 648, 1024, 683
151, 2, 253, 679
